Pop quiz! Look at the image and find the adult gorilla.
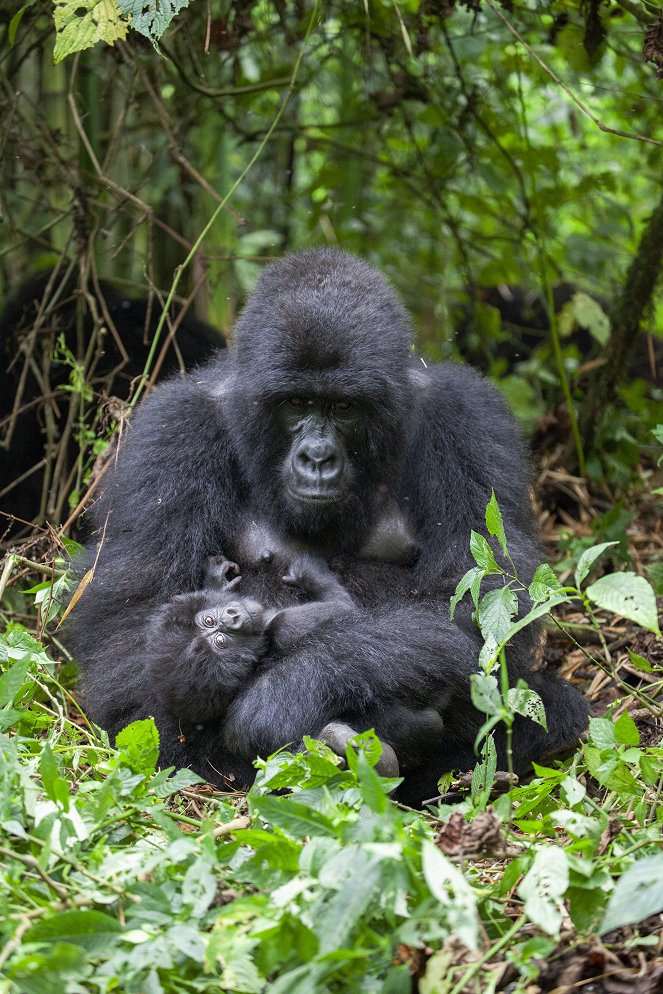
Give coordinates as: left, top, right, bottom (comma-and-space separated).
66, 249, 587, 805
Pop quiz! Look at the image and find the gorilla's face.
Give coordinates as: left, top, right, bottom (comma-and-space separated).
224, 248, 416, 546
278, 395, 364, 507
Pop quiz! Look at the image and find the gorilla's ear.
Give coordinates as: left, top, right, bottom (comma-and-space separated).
408, 365, 432, 391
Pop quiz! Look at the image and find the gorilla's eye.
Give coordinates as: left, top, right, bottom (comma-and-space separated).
203, 615, 215, 627
333, 400, 353, 413
214, 633, 227, 648
287, 396, 305, 408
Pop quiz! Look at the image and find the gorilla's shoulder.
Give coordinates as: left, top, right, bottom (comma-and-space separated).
420, 360, 512, 417
131, 352, 231, 422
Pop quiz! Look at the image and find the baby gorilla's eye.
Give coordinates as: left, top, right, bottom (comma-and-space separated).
333, 400, 353, 413
203, 615, 215, 628
287, 396, 305, 408
214, 633, 227, 648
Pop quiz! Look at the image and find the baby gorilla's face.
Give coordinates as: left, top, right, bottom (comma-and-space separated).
195, 597, 268, 654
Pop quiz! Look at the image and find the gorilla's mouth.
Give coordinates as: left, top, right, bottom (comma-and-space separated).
288, 486, 345, 505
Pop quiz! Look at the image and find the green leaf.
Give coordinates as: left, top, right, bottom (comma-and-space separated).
586, 572, 660, 635
39, 742, 70, 811
517, 847, 568, 937
528, 564, 562, 603
469, 531, 500, 573
477, 587, 518, 643
508, 684, 548, 730
613, 712, 640, 746
600, 855, 663, 934
53, 0, 129, 64
574, 541, 619, 589
588, 717, 615, 749
485, 489, 508, 556
421, 840, 479, 950
117, 0, 190, 46
558, 292, 610, 345
470, 673, 501, 716
450, 566, 484, 620
250, 795, 338, 838
0, 658, 29, 708
316, 856, 382, 955
627, 650, 654, 672
115, 718, 160, 775
26, 911, 123, 952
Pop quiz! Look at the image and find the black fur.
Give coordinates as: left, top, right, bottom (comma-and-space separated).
65, 249, 588, 804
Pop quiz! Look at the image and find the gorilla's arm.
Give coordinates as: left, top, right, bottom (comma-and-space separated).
223, 605, 587, 776
268, 555, 356, 652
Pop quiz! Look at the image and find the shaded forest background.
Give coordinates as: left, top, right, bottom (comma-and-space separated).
1, 0, 662, 543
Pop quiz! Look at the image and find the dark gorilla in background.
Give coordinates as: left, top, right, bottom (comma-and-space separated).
0, 272, 222, 534
65, 249, 588, 805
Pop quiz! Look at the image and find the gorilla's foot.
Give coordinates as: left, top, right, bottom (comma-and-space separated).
318, 721, 400, 778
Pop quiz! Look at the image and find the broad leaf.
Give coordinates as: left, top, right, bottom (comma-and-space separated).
600, 855, 663, 934
450, 566, 484, 619
26, 910, 123, 952
586, 572, 660, 635
477, 587, 518, 643
53, 0, 129, 63
422, 840, 479, 950
517, 847, 568, 937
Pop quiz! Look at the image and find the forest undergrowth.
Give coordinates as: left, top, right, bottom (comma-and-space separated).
0, 444, 661, 994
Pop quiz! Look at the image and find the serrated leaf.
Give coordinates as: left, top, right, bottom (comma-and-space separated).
182, 859, 216, 916
53, 0, 129, 64
450, 566, 484, 620
588, 717, 615, 749
485, 490, 508, 556
470, 672, 501, 716
508, 684, 548, 730
574, 541, 619, 589
115, 718, 160, 775
600, 855, 663, 934
151, 766, 204, 797
586, 572, 660, 635
528, 563, 562, 603
26, 910, 123, 951
517, 847, 568, 937
477, 586, 518, 643
469, 531, 500, 573
613, 712, 640, 746
117, 0, 190, 46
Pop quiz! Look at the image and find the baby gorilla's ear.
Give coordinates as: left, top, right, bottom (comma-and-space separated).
153, 592, 209, 630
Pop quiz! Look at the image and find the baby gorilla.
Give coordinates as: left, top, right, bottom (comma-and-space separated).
149, 554, 443, 778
